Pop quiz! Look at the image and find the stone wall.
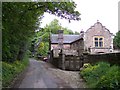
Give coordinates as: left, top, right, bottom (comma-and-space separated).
71, 39, 84, 56
52, 49, 78, 58
51, 44, 70, 50
84, 52, 120, 66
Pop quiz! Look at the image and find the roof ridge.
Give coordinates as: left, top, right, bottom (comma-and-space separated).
51, 34, 81, 44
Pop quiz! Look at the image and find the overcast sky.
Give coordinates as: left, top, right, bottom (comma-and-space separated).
41, 0, 119, 34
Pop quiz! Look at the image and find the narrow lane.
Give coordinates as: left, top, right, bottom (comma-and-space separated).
18, 58, 71, 88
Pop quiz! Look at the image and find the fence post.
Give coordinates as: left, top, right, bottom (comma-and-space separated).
59, 49, 65, 70
62, 53, 65, 70
59, 50, 62, 69
73, 55, 76, 70
50, 50, 53, 63
80, 54, 84, 67
83, 52, 89, 63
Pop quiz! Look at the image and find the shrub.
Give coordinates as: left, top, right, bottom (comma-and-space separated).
96, 65, 120, 89
2, 62, 15, 87
2, 57, 29, 87
83, 63, 92, 68
80, 62, 120, 88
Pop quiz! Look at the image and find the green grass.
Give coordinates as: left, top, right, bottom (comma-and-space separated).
2, 56, 29, 87
80, 62, 120, 89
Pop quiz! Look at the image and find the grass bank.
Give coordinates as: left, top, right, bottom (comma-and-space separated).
2, 55, 29, 87
80, 62, 120, 89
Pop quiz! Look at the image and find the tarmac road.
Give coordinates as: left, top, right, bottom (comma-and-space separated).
17, 58, 71, 88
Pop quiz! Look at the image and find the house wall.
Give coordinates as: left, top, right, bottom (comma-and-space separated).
71, 39, 84, 56
84, 21, 113, 54
51, 44, 70, 50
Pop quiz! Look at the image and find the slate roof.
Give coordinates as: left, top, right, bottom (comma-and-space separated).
51, 34, 83, 44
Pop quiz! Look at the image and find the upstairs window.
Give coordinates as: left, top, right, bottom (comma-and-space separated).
95, 38, 98, 47
94, 36, 104, 47
99, 38, 103, 47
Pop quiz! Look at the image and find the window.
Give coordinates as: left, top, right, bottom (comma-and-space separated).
95, 38, 98, 47
99, 38, 103, 47
94, 36, 104, 47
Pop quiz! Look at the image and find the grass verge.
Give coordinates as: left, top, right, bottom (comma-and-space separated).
2, 55, 29, 87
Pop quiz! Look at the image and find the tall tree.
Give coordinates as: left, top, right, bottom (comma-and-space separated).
2, 2, 80, 62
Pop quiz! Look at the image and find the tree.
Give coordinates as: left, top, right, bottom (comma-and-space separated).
37, 42, 49, 56
43, 19, 75, 34
114, 31, 120, 49
74, 31, 80, 35
2, 2, 80, 62
44, 19, 62, 34
63, 27, 74, 34
34, 19, 76, 56
2, 2, 41, 62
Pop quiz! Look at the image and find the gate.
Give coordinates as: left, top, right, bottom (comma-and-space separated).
50, 50, 84, 71
64, 55, 83, 71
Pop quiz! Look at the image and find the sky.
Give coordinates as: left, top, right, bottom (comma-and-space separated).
41, 0, 119, 34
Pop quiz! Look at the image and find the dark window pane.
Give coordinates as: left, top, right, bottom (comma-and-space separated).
99, 42, 103, 47
99, 38, 103, 40
95, 42, 98, 47
95, 38, 98, 40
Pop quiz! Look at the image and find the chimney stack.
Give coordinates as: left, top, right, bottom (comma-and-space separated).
80, 30, 84, 37
58, 30, 63, 49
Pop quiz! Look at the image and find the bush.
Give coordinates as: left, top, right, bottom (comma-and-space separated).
80, 62, 120, 89
2, 57, 29, 87
96, 65, 120, 89
83, 63, 92, 68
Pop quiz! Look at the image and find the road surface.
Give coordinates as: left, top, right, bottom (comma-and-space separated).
16, 58, 71, 88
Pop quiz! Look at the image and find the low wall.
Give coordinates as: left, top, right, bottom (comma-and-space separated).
84, 52, 120, 65
51, 50, 83, 71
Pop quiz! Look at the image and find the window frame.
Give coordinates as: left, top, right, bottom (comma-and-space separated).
93, 36, 104, 48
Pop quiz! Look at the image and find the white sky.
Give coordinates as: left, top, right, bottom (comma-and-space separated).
41, 0, 119, 34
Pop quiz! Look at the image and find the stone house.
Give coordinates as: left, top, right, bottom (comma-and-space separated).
50, 30, 84, 56
84, 20, 114, 54
50, 21, 114, 55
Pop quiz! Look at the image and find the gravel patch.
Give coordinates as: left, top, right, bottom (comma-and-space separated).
47, 63, 86, 88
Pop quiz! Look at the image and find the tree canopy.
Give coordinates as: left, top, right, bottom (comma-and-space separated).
33, 19, 80, 56
2, 2, 81, 62
114, 31, 120, 49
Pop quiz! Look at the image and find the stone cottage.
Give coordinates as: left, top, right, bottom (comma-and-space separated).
50, 30, 84, 56
50, 20, 114, 55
